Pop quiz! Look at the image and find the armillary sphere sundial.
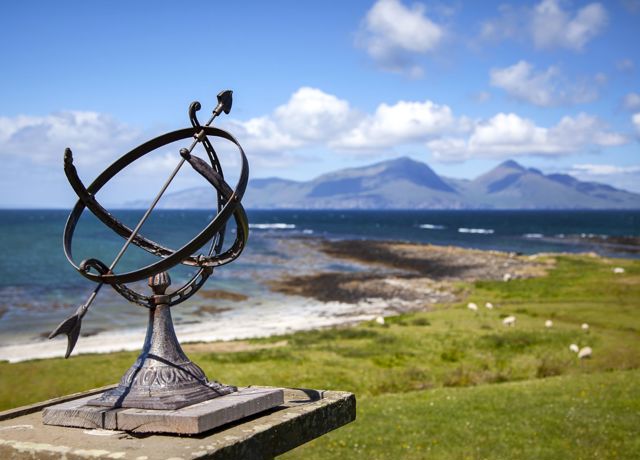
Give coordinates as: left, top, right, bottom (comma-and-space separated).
45, 90, 284, 424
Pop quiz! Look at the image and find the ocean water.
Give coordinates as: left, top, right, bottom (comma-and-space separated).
0, 209, 638, 361
247, 209, 640, 253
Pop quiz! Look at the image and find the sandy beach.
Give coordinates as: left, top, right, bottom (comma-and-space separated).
0, 237, 555, 363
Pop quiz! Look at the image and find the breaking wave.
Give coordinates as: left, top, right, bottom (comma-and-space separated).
419, 224, 446, 230
249, 223, 296, 230
458, 227, 494, 234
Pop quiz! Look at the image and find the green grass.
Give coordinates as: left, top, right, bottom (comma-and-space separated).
283, 370, 640, 460
1, 254, 639, 458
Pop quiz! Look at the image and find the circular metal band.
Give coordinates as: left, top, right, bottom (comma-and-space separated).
63, 126, 249, 287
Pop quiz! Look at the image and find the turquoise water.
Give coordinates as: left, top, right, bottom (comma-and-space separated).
2, 208, 639, 286
0, 209, 638, 350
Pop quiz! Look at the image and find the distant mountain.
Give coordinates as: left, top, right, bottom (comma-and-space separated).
246, 157, 463, 209
124, 157, 640, 209
452, 160, 640, 209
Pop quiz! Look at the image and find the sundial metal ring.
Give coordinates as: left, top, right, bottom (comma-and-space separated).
48, 90, 251, 410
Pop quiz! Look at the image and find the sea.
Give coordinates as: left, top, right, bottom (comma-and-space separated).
0, 209, 638, 362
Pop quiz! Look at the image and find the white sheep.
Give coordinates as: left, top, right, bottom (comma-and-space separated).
578, 346, 592, 359
503, 316, 516, 326
375, 316, 385, 325
485, 302, 494, 309
569, 343, 579, 353
467, 302, 478, 312
581, 323, 589, 331
613, 267, 625, 274
503, 273, 512, 282
545, 319, 553, 328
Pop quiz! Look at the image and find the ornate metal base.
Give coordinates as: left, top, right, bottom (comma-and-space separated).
88, 295, 235, 410
88, 362, 235, 410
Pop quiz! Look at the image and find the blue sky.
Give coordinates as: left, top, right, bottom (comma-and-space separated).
1, 0, 639, 207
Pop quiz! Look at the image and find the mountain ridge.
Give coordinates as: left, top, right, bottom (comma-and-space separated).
126, 157, 640, 210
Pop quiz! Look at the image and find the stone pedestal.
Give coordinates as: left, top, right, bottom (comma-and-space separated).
43, 387, 284, 434
0, 386, 356, 460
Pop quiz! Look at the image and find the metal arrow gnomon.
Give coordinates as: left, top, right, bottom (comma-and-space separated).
49, 90, 235, 358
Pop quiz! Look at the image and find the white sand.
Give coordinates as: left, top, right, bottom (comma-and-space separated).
0, 295, 410, 363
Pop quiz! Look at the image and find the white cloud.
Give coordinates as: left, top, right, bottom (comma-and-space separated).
131, 150, 182, 175
633, 113, 640, 134
357, 0, 444, 76
490, 61, 600, 106
0, 111, 140, 166
531, 0, 608, 51
479, 0, 607, 52
570, 164, 640, 176
427, 112, 627, 161
474, 91, 492, 103
551, 113, 626, 147
594, 72, 607, 85
228, 87, 628, 165
333, 100, 456, 150
0, 88, 355, 177
1, 89, 633, 202
490, 61, 557, 106
567, 162, 640, 192
231, 88, 458, 155
479, 4, 522, 42
228, 87, 356, 156
622, 93, 640, 111
228, 116, 302, 154
617, 58, 635, 72
273, 87, 356, 141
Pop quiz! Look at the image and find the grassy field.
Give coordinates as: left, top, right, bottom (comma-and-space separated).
1, 254, 639, 458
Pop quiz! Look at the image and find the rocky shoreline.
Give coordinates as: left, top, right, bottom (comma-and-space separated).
269, 239, 554, 306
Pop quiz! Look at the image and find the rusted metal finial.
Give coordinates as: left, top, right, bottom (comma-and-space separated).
148, 271, 171, 296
